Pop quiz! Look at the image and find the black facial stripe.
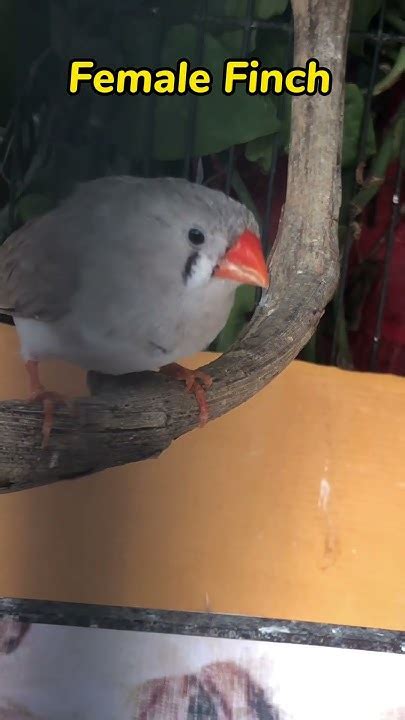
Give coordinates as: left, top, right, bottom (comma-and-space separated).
183, 251, 199, 283
148, 341, 168, 354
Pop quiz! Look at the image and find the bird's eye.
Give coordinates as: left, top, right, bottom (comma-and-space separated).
188, 228, 205, 246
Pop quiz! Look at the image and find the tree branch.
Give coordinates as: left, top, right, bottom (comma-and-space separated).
0, 0, 351, 492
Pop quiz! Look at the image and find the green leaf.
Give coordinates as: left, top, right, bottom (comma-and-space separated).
342, 84, 376, 169
255, 27, 291, 72
158, 26, 279, 158
349, 0, 382, 55
351, 0, 382, 30
120, 24, 280, 161
255, 0, 289, 16
254, 27, 292, 151
212, 285, 256, 352
245, 135, 274, 172
218, 28, 257, 53
227, 166, 260, 219
373, 46, 405, 95
206, 0, 289, 52
386, 8, 405, 33
50, 11, 280, 163
351, 105, 405, 213
209, 0, 289, 19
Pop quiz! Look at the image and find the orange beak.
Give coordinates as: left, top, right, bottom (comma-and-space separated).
213, 230, 270, 288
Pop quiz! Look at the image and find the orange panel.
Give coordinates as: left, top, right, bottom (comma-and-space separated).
0, 324, 404, 630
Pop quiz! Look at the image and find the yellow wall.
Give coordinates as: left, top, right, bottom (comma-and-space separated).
0, 324, 404, 630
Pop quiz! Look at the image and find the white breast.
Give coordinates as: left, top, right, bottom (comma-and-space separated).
13, 280, 236, 375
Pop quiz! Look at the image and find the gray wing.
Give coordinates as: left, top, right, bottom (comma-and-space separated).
0, 173, 234, 322
0, 176, 149, 321
0, 205, 80, 322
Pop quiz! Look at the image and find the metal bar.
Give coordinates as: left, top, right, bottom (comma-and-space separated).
118, 7, 405, 44
369, 129, 404, 370
143, 14, 166, 177
330, 0, 388, 366
225, 0, 256, 196
183, 0, 208, 180
1, 597, 404, 654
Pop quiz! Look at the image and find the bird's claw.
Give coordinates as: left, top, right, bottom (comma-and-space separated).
29, 389, 73, 449
183, 369, 212, 391
160, 363, 213, 427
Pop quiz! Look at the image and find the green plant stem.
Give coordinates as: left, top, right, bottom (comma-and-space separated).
385, 10, 405, 34
351, 104, 405, 215
229, 165, 261, 222
373, 46, 405, 96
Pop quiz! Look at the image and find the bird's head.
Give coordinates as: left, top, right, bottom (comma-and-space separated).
143, 178, 269, 293
184, 224, 269, 292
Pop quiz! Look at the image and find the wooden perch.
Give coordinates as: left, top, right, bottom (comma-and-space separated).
0, 0, 351, 492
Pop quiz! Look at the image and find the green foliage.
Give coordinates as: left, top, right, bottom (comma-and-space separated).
219, 29, 254, 53
373, 45, 405, 95
342, 84, 376, 168
351, 105, 405, 213
213, 285, 257, 351
212, 0, 289, 18
351, 0, 383, 32
50, 8, 280, 163
151, 25, 280, 160
255, 0, 289, 16
245, 135, 274, 172
242, 23, 292, 173
349, 0, 383, 55
214, 0, 289, 54
1, 0, 404, 361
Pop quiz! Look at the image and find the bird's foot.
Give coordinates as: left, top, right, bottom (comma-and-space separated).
159, 363, 213, 427
25, 360, 72, 448
29, 389, 72, 449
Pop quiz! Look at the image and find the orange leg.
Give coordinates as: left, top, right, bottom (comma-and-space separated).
159, 363, 213, 427
25, 360, 70, 448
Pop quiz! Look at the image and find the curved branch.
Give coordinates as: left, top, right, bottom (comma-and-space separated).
0, 0, 351, 492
